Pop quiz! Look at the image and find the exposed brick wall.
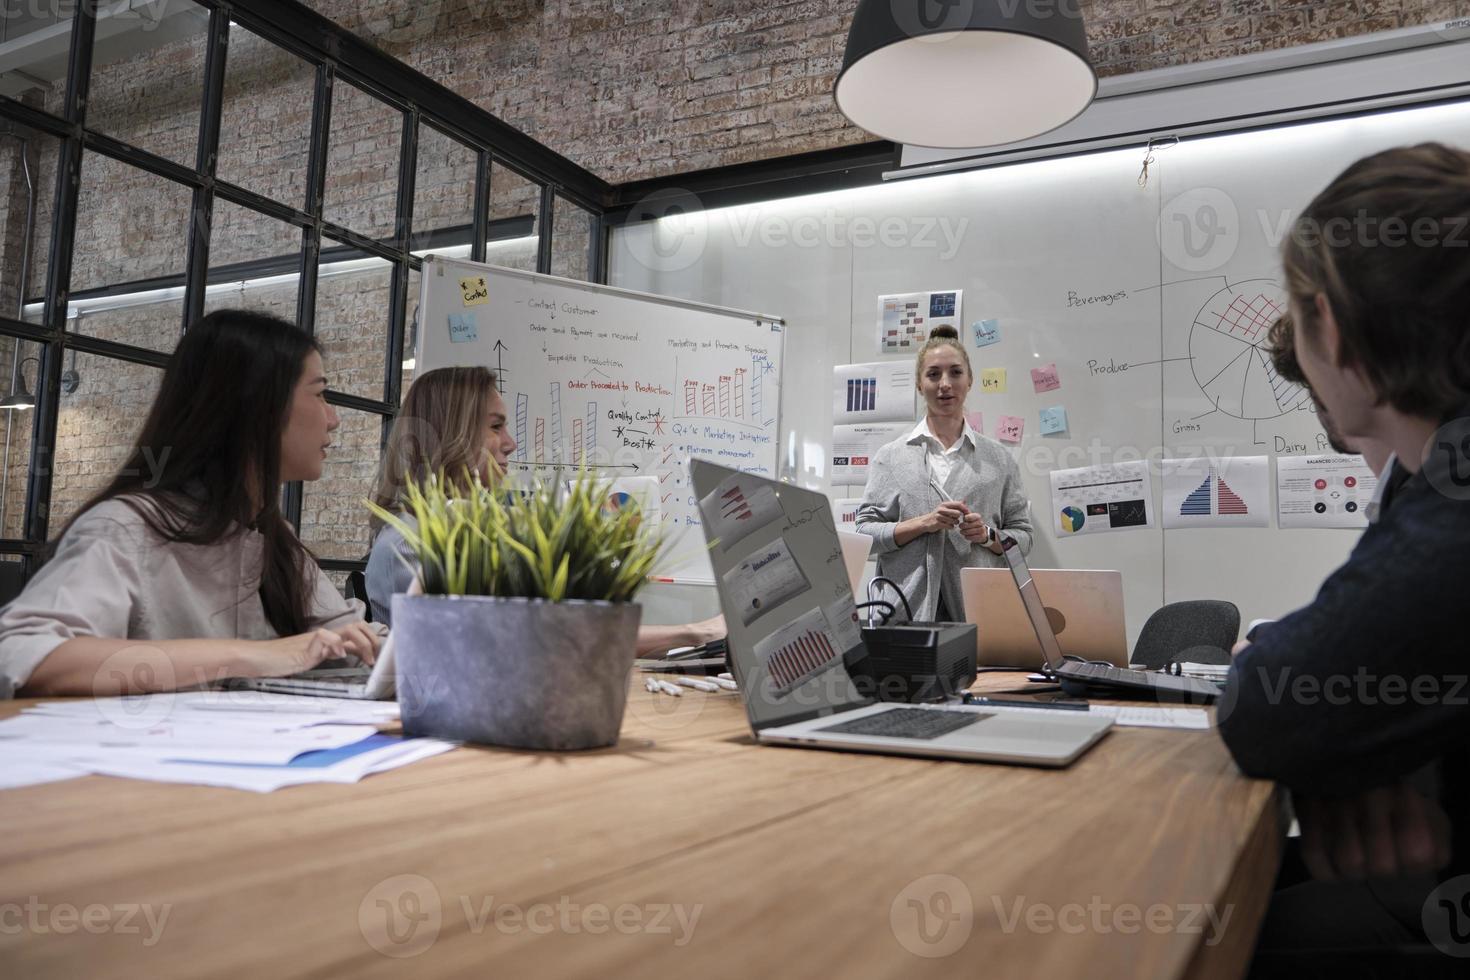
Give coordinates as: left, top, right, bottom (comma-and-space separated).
312, 0, 1470, 183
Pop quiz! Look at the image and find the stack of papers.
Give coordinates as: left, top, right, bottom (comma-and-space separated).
1088, 704, 1212, 730
1, 691, 456, 793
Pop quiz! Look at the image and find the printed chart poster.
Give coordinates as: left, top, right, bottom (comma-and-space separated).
831, 422, 908, 485
1161, 457, 1270, 529
832, 362, 918, 425
832, 497, 863, 535
1050, 461, 1155, 537
877, 290, 962, 354
698, 470, 784, 552
822, 595, 863, 655
1277, 454, 1378, 529
603, 475, 662, 528
752, 605, 845, 695
722, 537, 810, 626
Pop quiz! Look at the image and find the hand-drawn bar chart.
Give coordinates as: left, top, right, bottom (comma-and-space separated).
678, 354, 776, 426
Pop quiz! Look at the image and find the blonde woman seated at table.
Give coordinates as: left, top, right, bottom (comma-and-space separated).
366, 366, 724, 656
0, 311, 384, 698
855, 324, 1034, 622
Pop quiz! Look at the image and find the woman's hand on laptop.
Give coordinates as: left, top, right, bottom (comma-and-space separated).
250, 629, 350, 676
330, 622, 380, 667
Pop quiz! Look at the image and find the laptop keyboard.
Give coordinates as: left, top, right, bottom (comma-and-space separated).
1056, 661, 1220, 698
816, 707, 987, 740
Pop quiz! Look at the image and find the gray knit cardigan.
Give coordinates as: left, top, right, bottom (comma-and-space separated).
854, 433, 1034, 622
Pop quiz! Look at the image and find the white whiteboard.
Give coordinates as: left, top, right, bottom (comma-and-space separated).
416, 257, 786, 582
609, 97, 1470, 646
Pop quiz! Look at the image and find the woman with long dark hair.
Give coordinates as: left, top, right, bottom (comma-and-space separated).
367, 366, 723, 654
0, 310, 381, 697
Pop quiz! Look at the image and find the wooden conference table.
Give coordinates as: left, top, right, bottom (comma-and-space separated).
0, 674, 1282, 979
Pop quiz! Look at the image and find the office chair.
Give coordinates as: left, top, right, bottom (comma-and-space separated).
0, 559, 26, 607
345, 569, 372, 622
1130, 599, 1239, 670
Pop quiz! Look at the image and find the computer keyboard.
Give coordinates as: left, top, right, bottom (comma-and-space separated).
816, 707, 985, 740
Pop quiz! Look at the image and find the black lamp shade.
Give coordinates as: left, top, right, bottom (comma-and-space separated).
835, 0, 1098, 149
0, 362, 35, 410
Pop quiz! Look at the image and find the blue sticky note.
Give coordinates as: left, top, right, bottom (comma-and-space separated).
448, 313, 478, 344
972, 319, 1000, 348
1039, 405, 1068, 435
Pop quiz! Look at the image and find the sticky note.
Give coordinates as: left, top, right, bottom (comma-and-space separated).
964, 411, 983, 433
448, 313, 478, 344
972, 319, 1000, 348
1039, 406, 1068, 435
980, 368, 1007, 394
1031, 363, 1061, 393
459, 276, 489, 306
997, 415, 1024, 444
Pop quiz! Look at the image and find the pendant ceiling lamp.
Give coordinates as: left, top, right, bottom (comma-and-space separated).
835, 0, 1098, 149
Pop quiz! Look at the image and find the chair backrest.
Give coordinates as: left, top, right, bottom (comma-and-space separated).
1131, 599, 1240, 670
345, 569, 371, 622
0, 559, 26, 608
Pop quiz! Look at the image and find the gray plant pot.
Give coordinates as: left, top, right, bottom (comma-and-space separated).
391, 594, 642, 750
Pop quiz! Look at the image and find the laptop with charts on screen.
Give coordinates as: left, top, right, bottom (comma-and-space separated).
689, 459, 1112, 767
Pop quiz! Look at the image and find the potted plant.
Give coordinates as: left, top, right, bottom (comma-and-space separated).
369, 469, 669, 750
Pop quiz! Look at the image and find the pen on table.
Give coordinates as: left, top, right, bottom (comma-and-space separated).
962, 693, 1089, 711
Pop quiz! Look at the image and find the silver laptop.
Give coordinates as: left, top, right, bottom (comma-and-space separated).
230, 632, 396, 700
998, 537, 1222, 702
689, 459, 1113, 767
961, 567, 1128, 668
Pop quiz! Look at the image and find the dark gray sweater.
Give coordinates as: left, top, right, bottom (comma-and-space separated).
1218, 452, 1470, 874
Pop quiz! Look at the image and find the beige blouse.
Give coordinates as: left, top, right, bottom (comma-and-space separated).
0, 497, 378, 697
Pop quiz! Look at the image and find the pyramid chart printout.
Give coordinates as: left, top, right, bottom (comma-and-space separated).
1161, 456, 1271, 529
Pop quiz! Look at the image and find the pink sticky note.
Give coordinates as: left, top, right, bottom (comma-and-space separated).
1031, 363, 1060, 393
997, 415, 1025, 444
964, 411, 983, 433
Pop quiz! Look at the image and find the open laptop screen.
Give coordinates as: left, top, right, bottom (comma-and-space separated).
689, 459, 871, 730
999, 536, 1067, 672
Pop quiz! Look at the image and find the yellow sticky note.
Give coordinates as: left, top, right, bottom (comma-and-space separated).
459, 276, 489, 307
981, 367, 1007, 394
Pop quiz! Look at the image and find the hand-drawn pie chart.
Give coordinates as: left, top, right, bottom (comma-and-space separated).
1189, 279, 1312, 421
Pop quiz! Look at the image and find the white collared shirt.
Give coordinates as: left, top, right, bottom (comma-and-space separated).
906, 414, 978, 491
1365, 452, 1398, 525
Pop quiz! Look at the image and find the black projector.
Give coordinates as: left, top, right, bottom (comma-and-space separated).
848, 623, 977, 703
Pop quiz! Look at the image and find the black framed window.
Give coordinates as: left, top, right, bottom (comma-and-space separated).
216, 24, 315, 208
485, 161, 542, 272
0, 0, 610, 585
49, 351, 166, 530
70, 153, 194, 353
85, 0, 212, 167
